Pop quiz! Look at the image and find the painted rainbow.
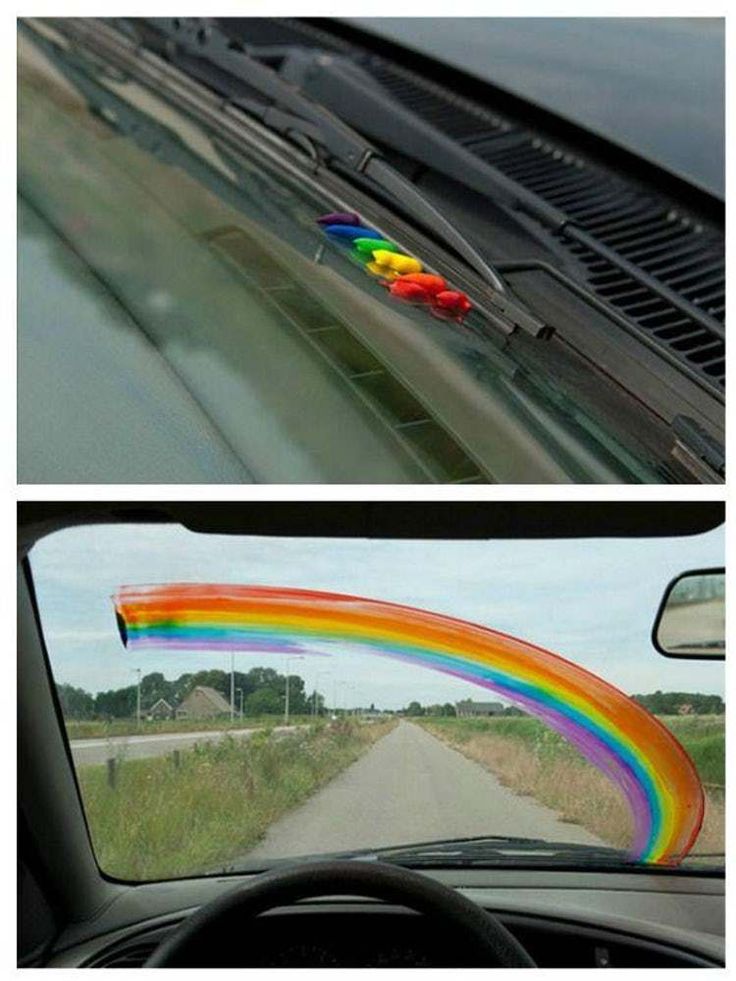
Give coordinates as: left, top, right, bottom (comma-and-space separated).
113, 583, 704, 865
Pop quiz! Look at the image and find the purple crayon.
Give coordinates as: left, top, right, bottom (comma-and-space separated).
316, 211, 361, 226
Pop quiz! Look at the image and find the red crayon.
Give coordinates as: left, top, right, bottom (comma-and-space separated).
389, 280, 431, 303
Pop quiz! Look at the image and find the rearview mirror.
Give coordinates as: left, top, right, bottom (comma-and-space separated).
652, 568, 725, 659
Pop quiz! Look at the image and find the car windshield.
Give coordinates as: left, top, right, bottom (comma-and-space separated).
18, 24, 664, 484
30, 522, 724, 882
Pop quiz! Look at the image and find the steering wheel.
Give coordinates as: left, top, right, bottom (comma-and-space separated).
146, 860, 536, 967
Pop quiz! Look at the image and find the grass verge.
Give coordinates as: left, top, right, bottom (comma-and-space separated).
77, 719, 396, 880
420, 715, 723, 863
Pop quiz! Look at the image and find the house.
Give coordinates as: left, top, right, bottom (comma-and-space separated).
455, 699, 504, 718
146, 697, 173, 721
176, 686, 231, 719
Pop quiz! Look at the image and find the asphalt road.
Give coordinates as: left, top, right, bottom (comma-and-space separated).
69, 725, 302, 766
245, 721, 604, 860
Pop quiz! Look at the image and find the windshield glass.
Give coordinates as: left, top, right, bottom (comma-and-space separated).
30, 522, 724, 881
18, 23, 665, 484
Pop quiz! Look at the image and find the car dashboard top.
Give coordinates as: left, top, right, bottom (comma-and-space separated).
44, 868, 724, 968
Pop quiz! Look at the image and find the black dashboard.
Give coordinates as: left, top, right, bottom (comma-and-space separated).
47, 886, 724, 969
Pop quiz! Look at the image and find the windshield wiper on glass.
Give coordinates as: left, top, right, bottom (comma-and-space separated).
367, 838, 723, 873
363, 835, 637, 869
142, 19, 724, 352
129, 17, 510, 297
223, 836, 640, 876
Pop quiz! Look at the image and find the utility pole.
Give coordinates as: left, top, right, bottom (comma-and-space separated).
230, 651, 235, 722
135, 668, 141, 729
236, 687, 243, 720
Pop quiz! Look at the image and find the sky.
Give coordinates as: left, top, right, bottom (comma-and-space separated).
29, 522, 724, 709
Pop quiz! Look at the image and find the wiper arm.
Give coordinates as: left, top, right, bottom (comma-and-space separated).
373, 835, 631, 863
279, 48, 569, 231
376, 834, 555, 854
138, 17, 508, 294
218, 836, 631, 875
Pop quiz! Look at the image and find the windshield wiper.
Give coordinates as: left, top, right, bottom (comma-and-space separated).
364, 835, 636, 869
273, 42, 725, 349
219, 837, 724, 877
277, 47, 569, 233
130, 17, 510, 297
223, 836, 637, 875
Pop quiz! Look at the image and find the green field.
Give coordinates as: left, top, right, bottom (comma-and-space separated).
423, 714, 724, 787
77, 719, 395, 881
656, 715, 725, 787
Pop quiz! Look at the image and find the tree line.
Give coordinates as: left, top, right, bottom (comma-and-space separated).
398, 694, 724, 717
56, 671, 725, 722
397, 701, 524, 717
631, 691, 724, 715
56, 667, 322, 720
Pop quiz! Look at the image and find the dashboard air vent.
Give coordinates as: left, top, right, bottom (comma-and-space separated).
87, 940, 160, 968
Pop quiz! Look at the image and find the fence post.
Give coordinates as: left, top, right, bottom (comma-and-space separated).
106, 757, 117, 789
173, 749, 180, 769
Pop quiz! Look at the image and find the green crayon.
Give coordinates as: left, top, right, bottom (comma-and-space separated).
352, 237, 399, 255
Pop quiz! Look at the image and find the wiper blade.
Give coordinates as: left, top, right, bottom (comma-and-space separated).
375, 834, 554, 854
370, 835, 633, 867
217, 836, 632, 876
218, 838, 727, 876
279, 48, 568, 231
138, 17, 509, 295
281, 44, 727, 348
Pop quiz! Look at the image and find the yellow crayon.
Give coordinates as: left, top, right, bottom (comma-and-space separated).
371, 250, 422, 274
366, 260, 400, 280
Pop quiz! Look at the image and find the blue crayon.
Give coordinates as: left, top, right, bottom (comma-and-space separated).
323, 224, 380, 240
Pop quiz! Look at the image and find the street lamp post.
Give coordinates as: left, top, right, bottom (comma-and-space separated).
134, 668, 142, 729
230, 651, 235, 723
